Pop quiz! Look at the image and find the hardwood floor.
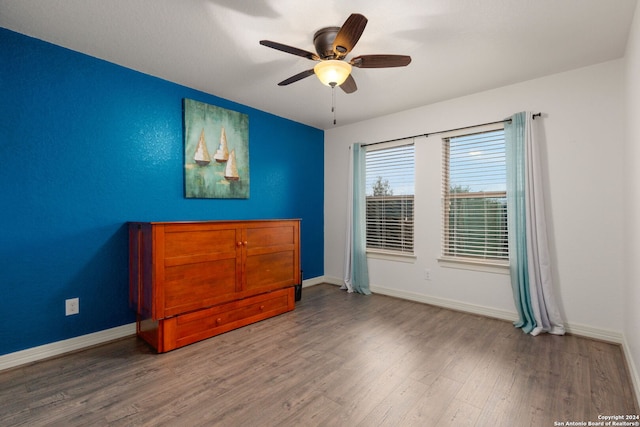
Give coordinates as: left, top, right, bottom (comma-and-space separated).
1, 284, 637, 426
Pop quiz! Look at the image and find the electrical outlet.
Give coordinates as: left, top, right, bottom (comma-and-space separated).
424, 269, 431, 281
65, 298, 79, 316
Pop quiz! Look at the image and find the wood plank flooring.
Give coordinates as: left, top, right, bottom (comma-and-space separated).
0, 284, 637, 426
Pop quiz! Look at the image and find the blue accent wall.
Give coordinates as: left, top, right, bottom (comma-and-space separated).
0, 28, 324, 356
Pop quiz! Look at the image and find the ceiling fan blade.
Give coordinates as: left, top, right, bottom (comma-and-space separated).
260, 40, 319, 61
350, 54, 412, 68
277, 69, 315, 86
333, 13, 368, 57
340, 74, 357, 94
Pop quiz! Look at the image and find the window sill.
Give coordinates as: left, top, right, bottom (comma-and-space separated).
367, 249, 417, 263
437, 257, 509, 275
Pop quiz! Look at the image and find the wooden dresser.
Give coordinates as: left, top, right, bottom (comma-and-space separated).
128, 219, 300, 352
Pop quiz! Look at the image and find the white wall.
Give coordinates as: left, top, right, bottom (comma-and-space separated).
325, 59, 626, 337
624, 0, 640, 404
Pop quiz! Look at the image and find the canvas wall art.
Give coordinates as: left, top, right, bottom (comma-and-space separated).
184, 98, 249, 198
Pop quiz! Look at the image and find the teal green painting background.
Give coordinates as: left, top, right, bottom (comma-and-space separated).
184, 98, 250, 198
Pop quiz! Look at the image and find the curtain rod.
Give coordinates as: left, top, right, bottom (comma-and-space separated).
361, 112, 542, 147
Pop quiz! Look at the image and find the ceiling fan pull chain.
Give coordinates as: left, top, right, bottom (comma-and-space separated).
332, 84, 337, 125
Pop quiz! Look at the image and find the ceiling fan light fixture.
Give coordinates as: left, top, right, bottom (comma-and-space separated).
314, 60, 352, 87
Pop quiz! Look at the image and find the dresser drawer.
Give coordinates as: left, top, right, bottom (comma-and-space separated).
156, 287, 294, 352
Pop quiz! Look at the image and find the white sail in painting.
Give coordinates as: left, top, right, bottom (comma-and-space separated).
224, 149, 240, 181
213, 127, 230, 162
193, 128, 211, 165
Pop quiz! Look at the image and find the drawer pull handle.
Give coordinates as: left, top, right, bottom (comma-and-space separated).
216, 318, 222, 324
259, 305, 265, 310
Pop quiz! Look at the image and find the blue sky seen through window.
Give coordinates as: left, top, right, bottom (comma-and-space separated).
448, 130, 505, 193
365, 144, 415, 196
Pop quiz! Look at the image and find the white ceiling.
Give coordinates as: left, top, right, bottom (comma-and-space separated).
0, 0, 637, 129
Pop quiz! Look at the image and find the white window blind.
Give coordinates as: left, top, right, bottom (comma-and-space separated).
365, 141, 415, 254
442, 128, 508, 261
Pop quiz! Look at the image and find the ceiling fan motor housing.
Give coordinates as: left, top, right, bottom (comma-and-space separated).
313, 27, 341, 59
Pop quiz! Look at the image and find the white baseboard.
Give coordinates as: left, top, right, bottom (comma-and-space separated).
323, 275, 344, 286
563, 322, 623, 344
323, 276, 520, 322
0, 323, 136, 372
622, 336, 640, 410
302, 276, 328, 288
370, 284, 520, 323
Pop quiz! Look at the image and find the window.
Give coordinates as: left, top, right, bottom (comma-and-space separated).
442, 125, 508, 263
365, 140, 415, 255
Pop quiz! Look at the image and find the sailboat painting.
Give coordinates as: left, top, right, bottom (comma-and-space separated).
193, 129, 211, 165
183, 98, 249, 198
224, 149, 239, 181
213, 127, 230, 163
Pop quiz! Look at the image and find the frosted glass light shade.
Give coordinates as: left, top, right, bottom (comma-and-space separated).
314, 60, 352, 87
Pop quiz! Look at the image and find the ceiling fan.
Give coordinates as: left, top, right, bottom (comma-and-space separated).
260, 13, 411, 94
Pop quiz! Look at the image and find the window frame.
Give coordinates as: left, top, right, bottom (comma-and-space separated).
439, 123, 509, 272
